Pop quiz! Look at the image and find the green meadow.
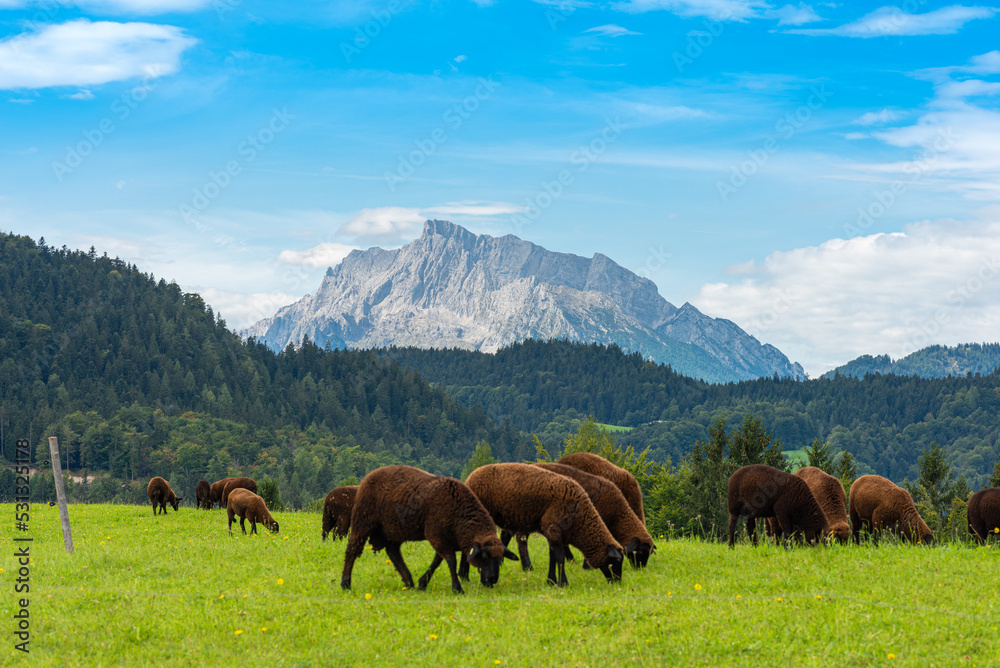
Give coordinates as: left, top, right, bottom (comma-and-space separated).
1, 502, 997, 667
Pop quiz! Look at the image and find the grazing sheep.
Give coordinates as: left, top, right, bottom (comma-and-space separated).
221, 477, 257, 507
849, 475, 933, 545
794, 467, 851, 544
967, 488, 1000, 544
210, 477, 236, 508
322, 485, 358, 541
195, 480, 212, 510
727, 465, 828, 547
558, 452, 645, 523
227, 488, 280, 535
534, 462, 654, 568
147, 477, 182, 515
340, 465, 517, 594
464, 463, 624, 587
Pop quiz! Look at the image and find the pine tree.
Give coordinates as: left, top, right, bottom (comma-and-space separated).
835, 451, 857, 499
905, 444, 956, 529
461, 441, 497, 481
989, 458, 1000, 488
804, 438, 834, 473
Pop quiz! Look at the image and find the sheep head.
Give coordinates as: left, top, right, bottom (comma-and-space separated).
468, 537, 518, 588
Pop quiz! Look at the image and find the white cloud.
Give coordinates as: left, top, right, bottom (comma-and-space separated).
277, 242, 360, 268
337, 207, 427, 244
767, 3, 822, 25
584, 24, 642, 36
422, 201, 527, 217
199, 288, 301, 330
694, 218, 1000, 376
0, 0, 211, 13
63, 89, 95, 100
613, 0, 768, 20
337, 202, 526, 244
935, 79, 1000, 98
0, 20, 197, 90
788, 5, 998, 37
853, 108, 901, 125
853, 52, 1000, 201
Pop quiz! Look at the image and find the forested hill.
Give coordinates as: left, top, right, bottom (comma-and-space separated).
0, 233, 527, 493
823, 343, 1000, 379
381, 341, 1000, 487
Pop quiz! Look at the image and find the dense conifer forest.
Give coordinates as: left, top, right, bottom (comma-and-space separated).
3, 231, 998, 518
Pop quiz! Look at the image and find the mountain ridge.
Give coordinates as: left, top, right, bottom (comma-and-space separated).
245, 220, 805, 383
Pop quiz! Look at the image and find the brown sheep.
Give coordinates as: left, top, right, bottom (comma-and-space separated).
967, 488, 1000, 544
322, 485, 358, 541
147, 477, 182, 515
849, 475, 933, 545
227, 488, 280, 535
558, 452, 645, 523
464, 463, 624, 587
210, 477, 236, 508
727, 465, 828, 547
533, 462, 654, 568
221, 477, 257, 507
794, 467, 851, 544
340, 465, 518, 594
195, 480, 211, 510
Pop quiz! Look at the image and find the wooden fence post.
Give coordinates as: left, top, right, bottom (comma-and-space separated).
47, 436, 74, 554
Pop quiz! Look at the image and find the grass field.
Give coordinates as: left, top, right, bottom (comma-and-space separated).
783, 449, 810, 467
2, 502, 998, 666
595, 423, 633, 433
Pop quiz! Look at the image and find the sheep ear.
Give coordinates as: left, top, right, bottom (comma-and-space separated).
607, 546, 623, 561
469, 544, 482, 560
503, 548, 518, 561
626, 537, 640, 555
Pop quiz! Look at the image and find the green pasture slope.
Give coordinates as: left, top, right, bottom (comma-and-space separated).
2, 503, 998, 666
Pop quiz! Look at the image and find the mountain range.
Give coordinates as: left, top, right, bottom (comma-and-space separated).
245, 221, 805, 383
824, 343, 1000, 379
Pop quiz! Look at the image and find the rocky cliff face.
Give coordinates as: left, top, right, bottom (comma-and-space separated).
244, 220, 805, 383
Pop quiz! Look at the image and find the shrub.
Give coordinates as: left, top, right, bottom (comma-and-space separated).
258, 476, 284, 512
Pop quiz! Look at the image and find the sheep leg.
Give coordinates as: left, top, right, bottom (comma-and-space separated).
850, 507, 862, 544
727, 513, 738, 548
747, 516, 759, 546
444, 553, 464, 594
250, 519, 258, 535
458, 552, 471, 581
516, 534, 533, 572
557, 546, 568, 587
546, 544, 568, 587
340, 527, 370, 591
417, 554, 442, 591
386, 542, 415, 589
240, 517, 247, 535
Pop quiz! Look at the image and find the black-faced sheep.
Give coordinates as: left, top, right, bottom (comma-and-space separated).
464, 463, 624, 587
968, 488, 1000, 544
226, 488, 280, 535
210, 477, 236, 508
849, 474, 933, 545
340, 465, 517, 594
558, 452, 645, 523
727, 465, 828, 547
322, 485, 358, 541
147, 477, 182, 515
221, 477, 257, 507
534, 462, 654, 568
794, 466, 851, 544
195, 480, 211, 510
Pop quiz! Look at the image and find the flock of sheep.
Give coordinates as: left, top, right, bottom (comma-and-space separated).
145, 454, 1000, 594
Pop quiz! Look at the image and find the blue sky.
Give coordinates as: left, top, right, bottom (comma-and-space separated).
2, 0, 1000, 375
